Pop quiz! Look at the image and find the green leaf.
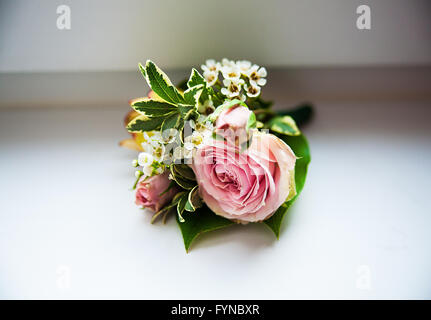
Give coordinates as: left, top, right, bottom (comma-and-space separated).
184, 185, 202, 212
131, 98, 177, 116
176, 205, 235, 252
161, 112, 182, 132
184, 185, 203, 212
177, 193, 189, 223
169, 165, 196, 190
144, 60, 184, 104
184, 200, 195, 212
264, 134, 311, 238
187, 69, 222, 107
172, 164, 196, 181
246, 111, 257, 131
188, 185, 202, 209
178, 104, 196, 120
138, 62, 146, 78
268, 115, 300, 136
187, 68, 206, 88
184, 85, 204, 106
126, 115, 165, 132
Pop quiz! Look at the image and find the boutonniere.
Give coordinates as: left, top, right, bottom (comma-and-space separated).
120, 59, 312, 251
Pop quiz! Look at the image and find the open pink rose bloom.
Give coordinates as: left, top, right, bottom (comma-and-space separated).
193, 132, 297, 223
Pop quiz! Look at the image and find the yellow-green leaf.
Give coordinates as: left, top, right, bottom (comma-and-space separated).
268, 115, 301, 136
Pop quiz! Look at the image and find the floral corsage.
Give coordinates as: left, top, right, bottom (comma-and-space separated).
120, 59, 312, 251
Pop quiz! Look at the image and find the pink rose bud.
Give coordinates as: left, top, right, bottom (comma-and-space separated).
135, 172, 178, 212
192, 132, 296, 223
215, 105, 252, 143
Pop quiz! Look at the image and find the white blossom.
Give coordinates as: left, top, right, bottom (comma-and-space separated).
138, 152, 153, 167
162, 128, 178, 144
137, 153, 154, 177
244, 82, 261, 97
203, 70, 218, 86
201, 59, 221, 73
173, 146, 185, 161
221, 64, 241, 81
236, 60, 252, 75
246, 65, 267, 87
222, 58, 236, 68
189, 115, 213, 133
198, 98, 215, 114
142, 164, 154, 177
221, 78, 244, 98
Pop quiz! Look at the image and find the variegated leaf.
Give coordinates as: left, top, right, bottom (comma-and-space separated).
138, 62, 146, 78
172, 164, 196, 181
187, 186, 203, 211
145, 60, 184, 104
127, 115, 165, 133
268, 115, 301, 136
161, 112, 183, 132
187, 69, 222, 106
131, 98, 177, 116
178, 104, 196, 121
187, 68, 206, 88
183, 84, 204, 106
177, 193, 189, 222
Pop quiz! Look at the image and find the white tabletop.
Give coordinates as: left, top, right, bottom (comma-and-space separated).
1, 98, 430, 299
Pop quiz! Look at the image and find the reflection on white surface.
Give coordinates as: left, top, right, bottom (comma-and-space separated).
0, 101, 431, 299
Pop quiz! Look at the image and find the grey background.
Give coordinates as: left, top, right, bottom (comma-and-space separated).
1, 0, 431, 72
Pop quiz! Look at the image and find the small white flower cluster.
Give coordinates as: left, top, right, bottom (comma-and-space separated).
173, 117, 213, 161
201, 58, 267, 100
133, 131, 173, 178
133, 118, 215, 176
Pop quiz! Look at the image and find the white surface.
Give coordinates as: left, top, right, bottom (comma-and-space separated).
1, 0, 431, 72
1, 101, 431, 299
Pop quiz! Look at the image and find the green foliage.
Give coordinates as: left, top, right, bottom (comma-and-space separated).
267, 115, 301, 136
144, 60, 184, 104
176, 205, 235, 252
161, 113, 183, 132
178, 104, 196, 121
183, 84, 204, 106
246, 112, 257, 131
170, 164, 196, 190
127, 115, 165, 132
131, 99, 177, 116
187, 69, 223, 107
184, 185, 203, 212
177, 192, 189, 222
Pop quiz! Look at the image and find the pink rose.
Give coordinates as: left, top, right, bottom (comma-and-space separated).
135, 172, 178, 212
215, 105, 252, 142
192, 132, 297, 222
